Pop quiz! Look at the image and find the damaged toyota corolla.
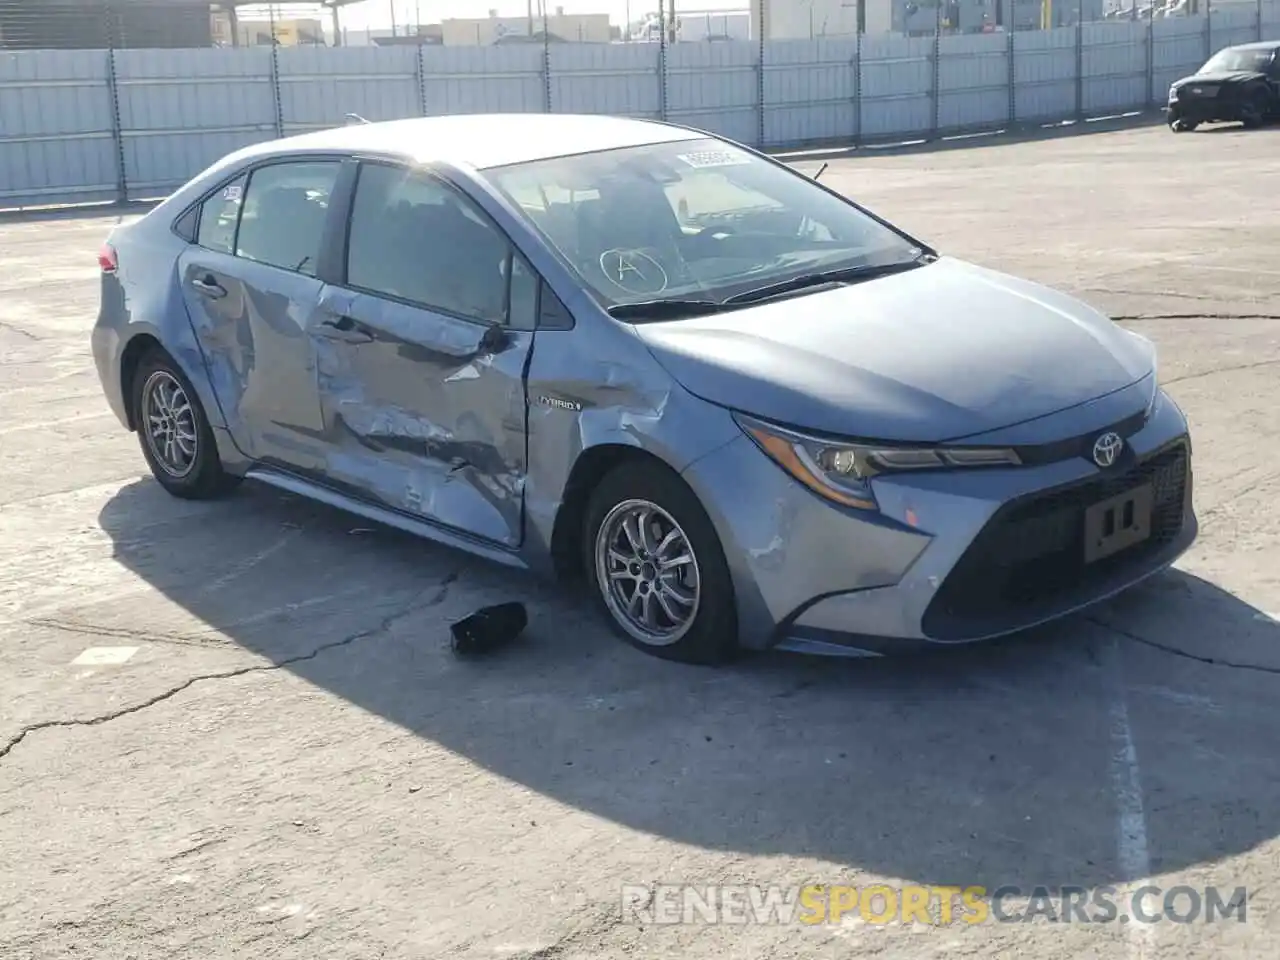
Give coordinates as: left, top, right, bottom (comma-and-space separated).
92, 114, 1197, 664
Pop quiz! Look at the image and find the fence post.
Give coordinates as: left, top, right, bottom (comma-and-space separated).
658, 0, 669, 122
853, 32, 863, 145
105, 48, 128, 204
416, 43, 428, 115
1145, 15, 1155, 109
1006, 1, 1016, 126
1205, 0, 1212, 59
542, 46, 553, 112
930, 4, 942, 139
756, 0, 766, 146
1074, 0, 1084, 120
268, 43, 284, 138
1257, 0, 1263, 41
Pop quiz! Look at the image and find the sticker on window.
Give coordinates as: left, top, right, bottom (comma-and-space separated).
222, 184, 243, 201
675, 150, 752, 169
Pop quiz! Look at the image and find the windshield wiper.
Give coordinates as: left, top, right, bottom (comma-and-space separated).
722, 257, 932, 306
607, 298, 727, 320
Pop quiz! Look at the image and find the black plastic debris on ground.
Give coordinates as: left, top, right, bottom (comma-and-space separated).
449, 602, 528, 657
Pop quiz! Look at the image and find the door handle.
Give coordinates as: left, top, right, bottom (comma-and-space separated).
318, 314, 374, 344
189, 275, 226, 299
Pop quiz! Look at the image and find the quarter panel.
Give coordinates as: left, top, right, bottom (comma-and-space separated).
97, 223, 229, 435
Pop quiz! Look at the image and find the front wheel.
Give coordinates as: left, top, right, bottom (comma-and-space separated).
582, 459, 738, 664
1169, 117, 1198, 133
131, 349, 241, 500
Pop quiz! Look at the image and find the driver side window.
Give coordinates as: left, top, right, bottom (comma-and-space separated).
346, 163, 511, 325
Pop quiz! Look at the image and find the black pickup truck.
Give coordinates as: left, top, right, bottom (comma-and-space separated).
1166, 41, 1280, 132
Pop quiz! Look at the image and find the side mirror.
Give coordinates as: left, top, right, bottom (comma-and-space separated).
479, 324, 510, 354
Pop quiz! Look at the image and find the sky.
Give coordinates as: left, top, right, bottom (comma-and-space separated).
303, 0, 752, 30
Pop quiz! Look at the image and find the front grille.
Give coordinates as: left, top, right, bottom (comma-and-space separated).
922, 442, 1189, 639
1010, 407, 1148, 466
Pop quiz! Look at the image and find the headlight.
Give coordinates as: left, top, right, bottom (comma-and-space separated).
1169, 85, 1179, 100
736, 413, 1021, 511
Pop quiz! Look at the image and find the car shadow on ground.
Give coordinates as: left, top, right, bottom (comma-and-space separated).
94, 476, 1279, 893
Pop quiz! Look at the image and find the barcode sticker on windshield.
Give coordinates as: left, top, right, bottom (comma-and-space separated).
675, 150, 751, 169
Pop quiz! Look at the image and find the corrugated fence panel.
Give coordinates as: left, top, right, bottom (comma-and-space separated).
1151, 16, 1209, 97
278, 46, 420, 132
0, 50, 116, 205
667, 41, 758, 145
1082, 22, 1146, 114
549, 43, 659, 118
1212, 5, 1264, 48
116, 48, 275, 198
1014, 26, 1076, 121
762, 39, 857, 146
421, 46, 545, 115
860, 35, 933, 138
937, 32, 1009, 131
1267, 0, 1280, 30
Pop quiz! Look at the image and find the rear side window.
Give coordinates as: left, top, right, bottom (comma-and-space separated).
195, 174, 247, 254
234, 161, 341, 277
346, 162, 511, 324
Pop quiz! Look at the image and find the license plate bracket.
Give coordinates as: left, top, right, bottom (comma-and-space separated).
1084, 484, 1153, 564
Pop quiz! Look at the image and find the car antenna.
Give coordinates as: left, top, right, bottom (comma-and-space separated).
812, 162, 829, 182
344, 113, 371, 125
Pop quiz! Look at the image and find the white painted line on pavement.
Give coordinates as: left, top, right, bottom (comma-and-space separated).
70, 645, 138, 666
1106, 636, 1155, 959
198, 526, 305, 596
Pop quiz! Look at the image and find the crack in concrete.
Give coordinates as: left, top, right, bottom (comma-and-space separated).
1112, 313, 1280, 322
0, 319, 39, 341
1088, 616, 1280, 676
1163, 357, 1280, 386
0, 572, 458, 765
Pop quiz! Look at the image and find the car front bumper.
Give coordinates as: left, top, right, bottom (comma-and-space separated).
1166, 99, 1247, 123
681, 386, 1196, 656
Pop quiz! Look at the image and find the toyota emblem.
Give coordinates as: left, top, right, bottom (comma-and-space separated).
1092, 432, 1123, 468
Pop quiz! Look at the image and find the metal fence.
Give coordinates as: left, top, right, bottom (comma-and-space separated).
2, 5, 1278, 209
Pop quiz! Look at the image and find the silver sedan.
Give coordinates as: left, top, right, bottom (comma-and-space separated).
90, 113, 1197, 663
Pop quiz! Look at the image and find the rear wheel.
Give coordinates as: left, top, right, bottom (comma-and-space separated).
582, 459, 738, 665
131, 349, 240, 500
1240, 95, 1267, 129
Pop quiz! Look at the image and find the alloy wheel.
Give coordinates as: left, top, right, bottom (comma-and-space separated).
141, 370, 198, 478
594, 498, 702, 646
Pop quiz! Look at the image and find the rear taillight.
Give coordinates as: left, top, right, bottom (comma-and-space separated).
98, 242, 118, 274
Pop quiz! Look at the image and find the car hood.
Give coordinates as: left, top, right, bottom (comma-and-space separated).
632, 257, 1154, 443
1176, 70, 1264, 86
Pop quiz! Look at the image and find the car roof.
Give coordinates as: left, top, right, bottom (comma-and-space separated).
1221, 40, 1280, 52
231, 113, 710, 171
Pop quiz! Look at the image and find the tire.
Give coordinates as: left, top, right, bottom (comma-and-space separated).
1240, 96, 1266, 129
582, 458, 738, 665
130, 348, 240, 500
1169, 117, 1197, 133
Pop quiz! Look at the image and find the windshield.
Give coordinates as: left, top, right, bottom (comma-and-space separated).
1199, 48, 1273, 73
482, 138, 924, 308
